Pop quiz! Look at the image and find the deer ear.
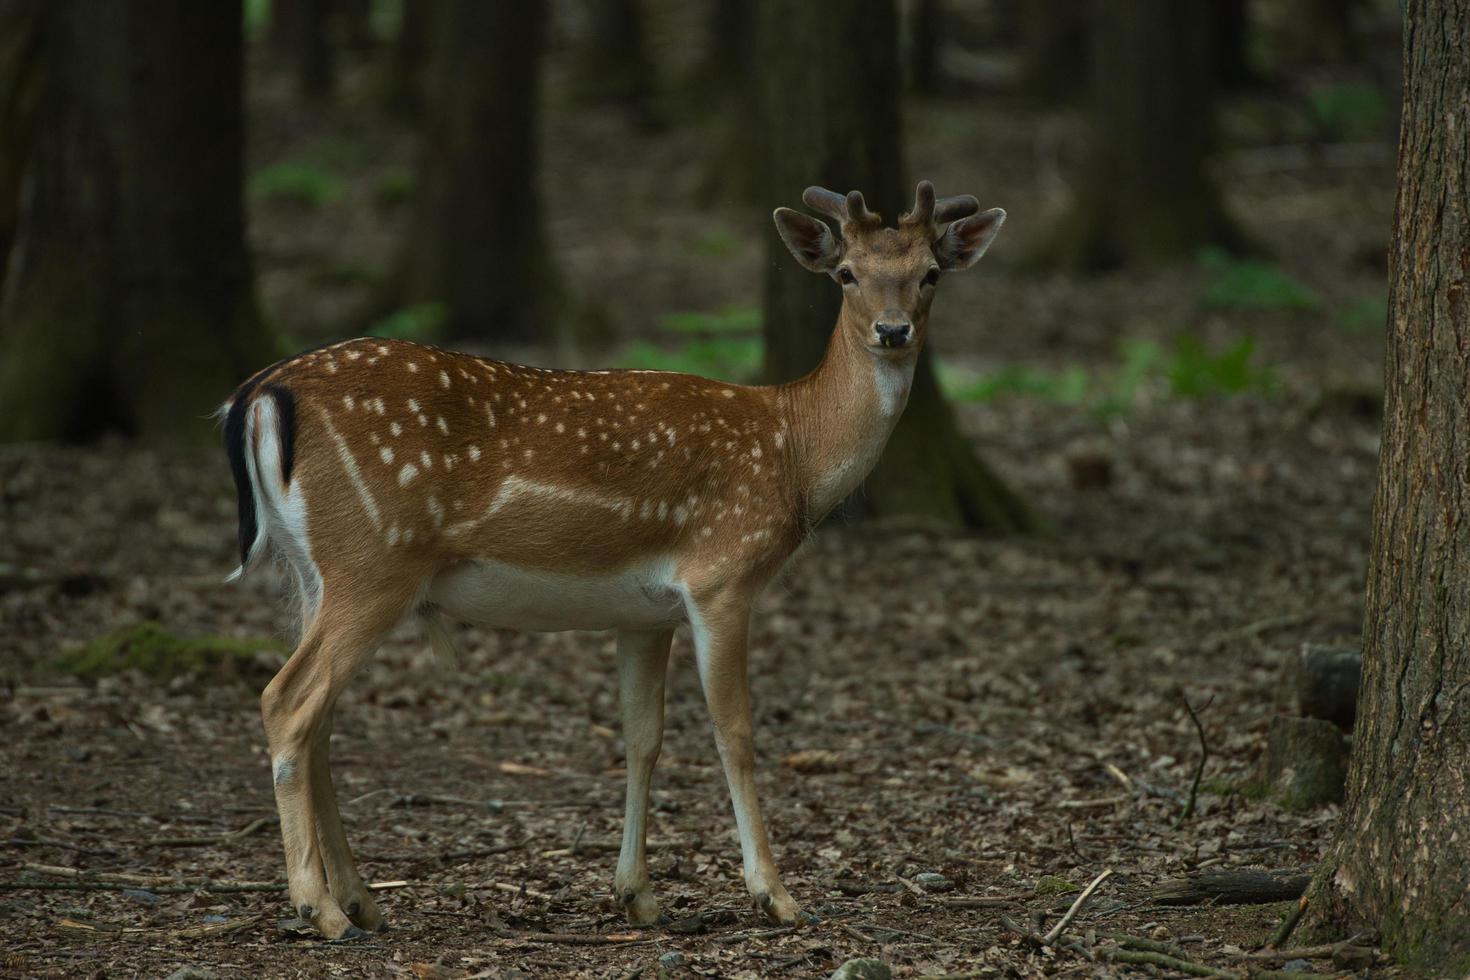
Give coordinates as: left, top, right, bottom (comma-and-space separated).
773, 208, 840, 273
935, 208, 1006, 270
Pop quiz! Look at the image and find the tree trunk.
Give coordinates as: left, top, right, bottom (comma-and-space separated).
0, 0, 41, 284
1213, 0, 1254, 91
908, 0, 943, 96
383, 0, 429, 118
0, 0, 271, 443
694, 0, 760, 204
399, 0, 555, 344
271, 0, 333, 101
1018, 0, 1088, 103
573, 0, 660, 130
1044, 0, 1245, 270
1304, 0, 1470, 970
756, 0, 1033, 532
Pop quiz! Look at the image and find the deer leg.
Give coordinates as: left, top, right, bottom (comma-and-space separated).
686, 590, 801, 925
261, 589, 406, 940
308, 713, 383, 931
614, 627, 673, 926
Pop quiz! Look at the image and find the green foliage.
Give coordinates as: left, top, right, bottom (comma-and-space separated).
1335, 295, 1388, 334
1036, 875, 1080, 896
615, 305, 763, 381
657, 306, 761, 335
1198, 247, 1318, 312
249, 162, 344, 209
944, 333, 1274, 415
1308, 81, 1390, 140
620, 338, 762, 381
57, 622, 283, 681
369, 302, 447, 340
691, 229, 743, 259
1164, 334, 1272, 397
243, 0, 270, 38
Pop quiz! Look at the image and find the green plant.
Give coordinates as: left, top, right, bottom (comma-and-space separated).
57, 622, 283, 681
657, 306, 761, 335
1336, 295, 1388, 334
620, 337, 762, 381
692, 229, 743, 259
1198, 247, 1318, 312
249, 162, 344, 209
1308, 81, 1389, 140
1164, 334, 1273, 396
368, 302, 447, 341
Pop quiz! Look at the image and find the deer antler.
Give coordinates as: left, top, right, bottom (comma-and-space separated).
801, 186, 881, 232
902, 180, 981, 234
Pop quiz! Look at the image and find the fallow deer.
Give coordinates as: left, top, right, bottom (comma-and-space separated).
221, 181, 1004, 939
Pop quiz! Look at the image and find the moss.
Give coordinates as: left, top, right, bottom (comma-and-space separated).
56, 621, 284, 681
1036, 875, 1080, 896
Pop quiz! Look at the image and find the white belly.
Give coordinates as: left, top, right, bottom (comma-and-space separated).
426, 557, 685, 632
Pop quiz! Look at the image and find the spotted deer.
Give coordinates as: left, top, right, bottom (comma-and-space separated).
221, 182, 1004, 939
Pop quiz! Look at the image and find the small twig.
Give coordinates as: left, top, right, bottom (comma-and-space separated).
1266, 895, 1309, 949
55, 914, 263, 940
1042, 868, 1113, 945
146, 815, 275, 848
1066, 821, 1091, 862
1246, 932, 1369, 962
490, 928, 653, 946
934, 889, 1035, 909
1173, 693, 1214, 829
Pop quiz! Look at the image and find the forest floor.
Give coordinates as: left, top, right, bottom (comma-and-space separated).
0, 32, 1408, 980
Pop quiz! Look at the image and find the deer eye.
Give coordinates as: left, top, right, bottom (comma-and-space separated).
838, 268, 856, 285
922, 267, 941, 287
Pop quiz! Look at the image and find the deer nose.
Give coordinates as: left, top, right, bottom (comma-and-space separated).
874, 316, 912, 349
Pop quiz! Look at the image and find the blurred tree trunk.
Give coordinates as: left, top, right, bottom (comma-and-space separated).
694, 0, 760, 203
0, 0, 271, 443
0, 0, 42, 284
1214, 0, 1254, 91
1304, 1, 1470, 969
383, 0, 429, 117
271, 0, 334, 100
399, 0, 555, 343
1044, 0, 1244, 270
908, 0, 943, 96
573, 0, 660, 130
756, 0, 1033, 532
1019, 0, 1088, 102
1280, 0, 1360, 67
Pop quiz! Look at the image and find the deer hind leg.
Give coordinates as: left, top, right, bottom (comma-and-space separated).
261, 585, 410, 939
614, 628, 674, 926
685, 587, 801, 925
309, 712, 383, 931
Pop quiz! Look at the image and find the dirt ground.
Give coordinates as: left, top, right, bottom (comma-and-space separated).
0, 25, 1404, 980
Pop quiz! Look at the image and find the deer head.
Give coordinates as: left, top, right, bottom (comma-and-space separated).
772, 180, 1006, 355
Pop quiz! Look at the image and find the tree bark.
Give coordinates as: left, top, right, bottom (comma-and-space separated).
383, 0, 429, 118
1304, 0, 1470, 970
0, 0, 271, 443
908, 0, 943, 96
0, 0, 41, 284
755, 0, 1033, 532
398, 0, 556, 344
1044, 0, 1245, 270
573, 0, 660, 130
1018, 0, 1088, 103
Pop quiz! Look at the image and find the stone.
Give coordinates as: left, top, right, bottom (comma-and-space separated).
829, 959, 892, 980
1261, 716, 1348, 809
913, 872, 953, 892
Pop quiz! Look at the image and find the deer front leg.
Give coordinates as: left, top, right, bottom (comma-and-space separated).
614, 628, 673, 926
685, 589, 801, 925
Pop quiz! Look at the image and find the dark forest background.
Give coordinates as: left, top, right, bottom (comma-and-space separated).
10, 2, 1470, 976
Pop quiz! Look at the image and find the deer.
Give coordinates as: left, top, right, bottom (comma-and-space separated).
220, 181, 1004, 940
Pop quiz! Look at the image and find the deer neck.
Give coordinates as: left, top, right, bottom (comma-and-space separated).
779, 309, 918, 522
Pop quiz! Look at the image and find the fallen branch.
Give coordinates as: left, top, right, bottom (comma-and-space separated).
1102, 948, 1235, 978
934, 890, 1035, 909
1042, 868, 1113, 945
1152, 869, 1311, 906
